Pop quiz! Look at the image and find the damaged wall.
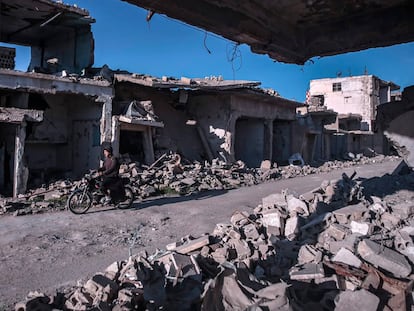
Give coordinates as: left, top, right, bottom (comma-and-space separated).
273, 120, 292, 164
188, 92, 297, 165
25, 93, 103, 184
114, 83, 204, 161
187, 94, 233, 161
309, 75, 391, 131
30, 28, 94, 74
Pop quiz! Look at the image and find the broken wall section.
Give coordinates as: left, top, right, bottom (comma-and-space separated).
25, 93, 104, 185
114, 83, 204, 162
29, 27, 94, 74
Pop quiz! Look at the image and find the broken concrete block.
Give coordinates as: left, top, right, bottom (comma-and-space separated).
289, 262, 325, 280
380, 212, 401, 229
333, 203, 368, 224
166, 253, 201, 281
227, 228, 241, 240
332, 247, 362, 268
328, 234, 359, 254
324, 184, 336, 202
334, 289, 379, 311
357, 239, 411, 278
297, 244, 322, 265
260, 160, 271, 170
300, 213, 332, 236
261, 211, 283, 228
211, 247, 228, 264
84, 274, 118, 302
173, 235, 211, 254
242, 223, 260, 241
65, 289, 93, 310
326, 223, 349, 241
391, 202, 414, 219
350, 221, 371, 235
104, 261, 122, 280
228, 239, 251, 260
286, 196, 309, 216
262, 193, 286, 210
284, 216, 301, 240
394, 229, 414, 263
181, 177, 196, 186
230, 211, 250, 227
212, 223, 232, 237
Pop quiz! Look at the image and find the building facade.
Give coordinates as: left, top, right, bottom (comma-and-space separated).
309, 75, 399, 131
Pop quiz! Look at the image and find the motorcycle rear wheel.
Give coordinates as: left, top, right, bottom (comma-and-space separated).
116, 187, 134, 209
67, 190, 93, 214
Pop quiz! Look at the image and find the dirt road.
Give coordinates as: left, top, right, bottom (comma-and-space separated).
0, 160, 401, 307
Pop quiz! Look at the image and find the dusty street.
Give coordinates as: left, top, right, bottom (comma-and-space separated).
0, 160, 402, 307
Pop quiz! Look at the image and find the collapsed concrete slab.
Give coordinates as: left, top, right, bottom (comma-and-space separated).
357, 239, 412, 278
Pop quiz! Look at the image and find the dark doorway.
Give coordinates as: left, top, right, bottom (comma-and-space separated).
119, 130, 145, 163
0, 123, 15, 196
273, 120, 291, 165
234, 117, 265, 168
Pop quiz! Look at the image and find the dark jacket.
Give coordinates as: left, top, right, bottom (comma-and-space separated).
98, 156, 120, 178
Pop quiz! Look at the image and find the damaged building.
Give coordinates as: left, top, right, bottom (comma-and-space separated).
2, 0, 409, 199
306, 75, 400, 159
0, 0, 304, 197
0, 0, 113, 196
122, 0, 414, 168
113, 74, 301, 168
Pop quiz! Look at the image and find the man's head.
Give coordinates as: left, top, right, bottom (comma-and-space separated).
103, 146, 113, 158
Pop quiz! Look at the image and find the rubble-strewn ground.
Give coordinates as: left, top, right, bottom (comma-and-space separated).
0, 154, 398, 217
0, 160, 407, 309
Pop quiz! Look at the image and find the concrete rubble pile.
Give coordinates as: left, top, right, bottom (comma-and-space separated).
0, 153, 398, 216
16, 167, 414, 310
119, 152, 395, 199
0, 180, 72, 216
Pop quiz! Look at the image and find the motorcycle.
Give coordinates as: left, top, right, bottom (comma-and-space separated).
67, 171, 134, 214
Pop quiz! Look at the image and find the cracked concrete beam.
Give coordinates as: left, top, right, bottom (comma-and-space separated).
0, 107, 43, 123
0, 70, 113, 98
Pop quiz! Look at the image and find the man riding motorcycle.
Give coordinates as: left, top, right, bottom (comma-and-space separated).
98, 146, 121, 204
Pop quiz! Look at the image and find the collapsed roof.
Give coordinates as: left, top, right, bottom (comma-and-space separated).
0, 0, 94, 46
122, 0, 414, 64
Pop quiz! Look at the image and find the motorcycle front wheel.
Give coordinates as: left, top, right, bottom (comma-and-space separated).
116, 187, 134, 209
67, 189, 93, 214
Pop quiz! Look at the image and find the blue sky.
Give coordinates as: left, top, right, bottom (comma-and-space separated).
5, 0, 414, 102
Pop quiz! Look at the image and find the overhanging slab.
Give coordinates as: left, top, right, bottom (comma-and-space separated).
122, 0, 414, 64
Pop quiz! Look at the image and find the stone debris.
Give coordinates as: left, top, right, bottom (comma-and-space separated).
16, 167, 414, 310
1, 153, 398, 216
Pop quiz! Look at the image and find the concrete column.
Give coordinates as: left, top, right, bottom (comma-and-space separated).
324, 133, 331, 160
263, 119, 273, 160
111, 116, 120, 157
228, 113, 239, 163
143, 127, 155, 164
98, 95, 113, 144
13, 122, 28, 197
0, 144, 5, 189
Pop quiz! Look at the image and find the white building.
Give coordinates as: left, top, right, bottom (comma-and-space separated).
309, 75, 399, 131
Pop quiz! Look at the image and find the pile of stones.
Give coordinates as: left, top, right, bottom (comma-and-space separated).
16, 167, 414, 310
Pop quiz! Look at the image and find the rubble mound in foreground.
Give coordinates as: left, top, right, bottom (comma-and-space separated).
15, 165, 414, 310
1, 153, 398, 216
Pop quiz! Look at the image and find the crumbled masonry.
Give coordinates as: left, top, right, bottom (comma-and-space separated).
0, 153, 398, 216
15, 164, 414, 310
